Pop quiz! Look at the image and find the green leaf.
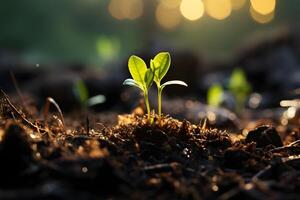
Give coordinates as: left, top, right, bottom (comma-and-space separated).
74, 79, 89, 105
161, 80, 188, 90
87, 94, 106, 106
123, 78, 143, 91
228, 68, 251, 93
228, 68, 252, 111
144, 68, 154, 89
128, 55, 147, 84
151, 52, 171, 83
207, 84, 223, 107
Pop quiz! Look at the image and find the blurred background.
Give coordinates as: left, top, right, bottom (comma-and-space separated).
0, 0, 299, 127
1, 0, 298, 65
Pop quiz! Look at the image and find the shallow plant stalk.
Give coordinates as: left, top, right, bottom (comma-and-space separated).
144, 91, 151, 120
157, 86, 162, 118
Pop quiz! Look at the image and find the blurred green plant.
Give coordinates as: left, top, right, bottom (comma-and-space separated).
207, 83, 224, 107
150, 52, 187, 118
74, 80, 89, 108
123, 55, 154, 120
73, 79, 106, 109
96, 36, 120, 63
228, 68, 251, 111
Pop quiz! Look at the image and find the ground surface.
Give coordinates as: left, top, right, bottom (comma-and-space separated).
0, 92, 299, 200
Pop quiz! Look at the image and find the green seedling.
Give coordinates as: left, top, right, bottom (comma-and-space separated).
74, 79, 89, 108
73, 79, 106, 109
207, 83, 224, 107
150, 52, 188, 118
228, 68, 251, 112
123, 55, 154, 120
123, 52, 187, 120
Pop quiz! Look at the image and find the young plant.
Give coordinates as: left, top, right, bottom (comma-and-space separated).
228, 68, 251, 112
123, 55, 154, 120
73, 79, 106, 109
74, 79, 89, 108
150, 52, 187, 118
207, 83, 224, 107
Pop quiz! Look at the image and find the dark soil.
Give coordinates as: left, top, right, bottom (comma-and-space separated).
0, 93, 299, 200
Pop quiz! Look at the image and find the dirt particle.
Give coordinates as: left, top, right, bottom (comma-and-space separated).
246, 125, 283, 148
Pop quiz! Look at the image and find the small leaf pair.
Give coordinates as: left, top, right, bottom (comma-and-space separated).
123, 52, 188, 120
123, 56, 153, 120
150, 52, 187, 117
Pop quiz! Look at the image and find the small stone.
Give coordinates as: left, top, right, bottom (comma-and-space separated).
246, 125, 283, 148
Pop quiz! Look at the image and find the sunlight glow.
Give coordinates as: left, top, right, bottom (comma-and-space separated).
161, 0, 181, 9
231, 0, 246, 10
250, 0, 276, 15
156, 2, 181, 29
250, 5, 274, 24
180, 0, 205, 21
108, 0, 143, 20
205, 0, 232, 20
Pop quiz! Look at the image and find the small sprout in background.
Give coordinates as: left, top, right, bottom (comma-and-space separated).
206, 68, 252, 112
207, 83, 224, 107
150, 52, 188, 118
123, 55, 154, 120
73, 79, 106, 109
228, 68, 251, 112
74, 79, 89, 108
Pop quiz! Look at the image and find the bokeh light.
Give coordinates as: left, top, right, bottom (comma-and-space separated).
205, 0, 232, 20
108, 0, 143, 20
250, 0, 276, 15
231, 0, 246, 10
180, 0, 205, 21
161, 0, 181, 9
156, 2, 181, 30
250, 5, 274, 24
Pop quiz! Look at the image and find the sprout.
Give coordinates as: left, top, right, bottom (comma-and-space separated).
150, 52, 187, 118
123, 52, 187, 120
207, 83, 224, 107
228, 68, 251, 111
123, 55, 154, 120
74, 79, 106, 109
74, 79, 89, 108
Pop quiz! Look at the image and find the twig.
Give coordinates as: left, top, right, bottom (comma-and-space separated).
43, 97, 65, 130
143, 163, 179, 174
252, 156, 300, 181
199, 117, 207, 130
270, 139, 300, 153
288, 139, 300, 147
251, 156, 300, 195
0, 89, 46, 132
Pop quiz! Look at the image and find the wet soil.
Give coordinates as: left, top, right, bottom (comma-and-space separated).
0, 94, 299, 200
